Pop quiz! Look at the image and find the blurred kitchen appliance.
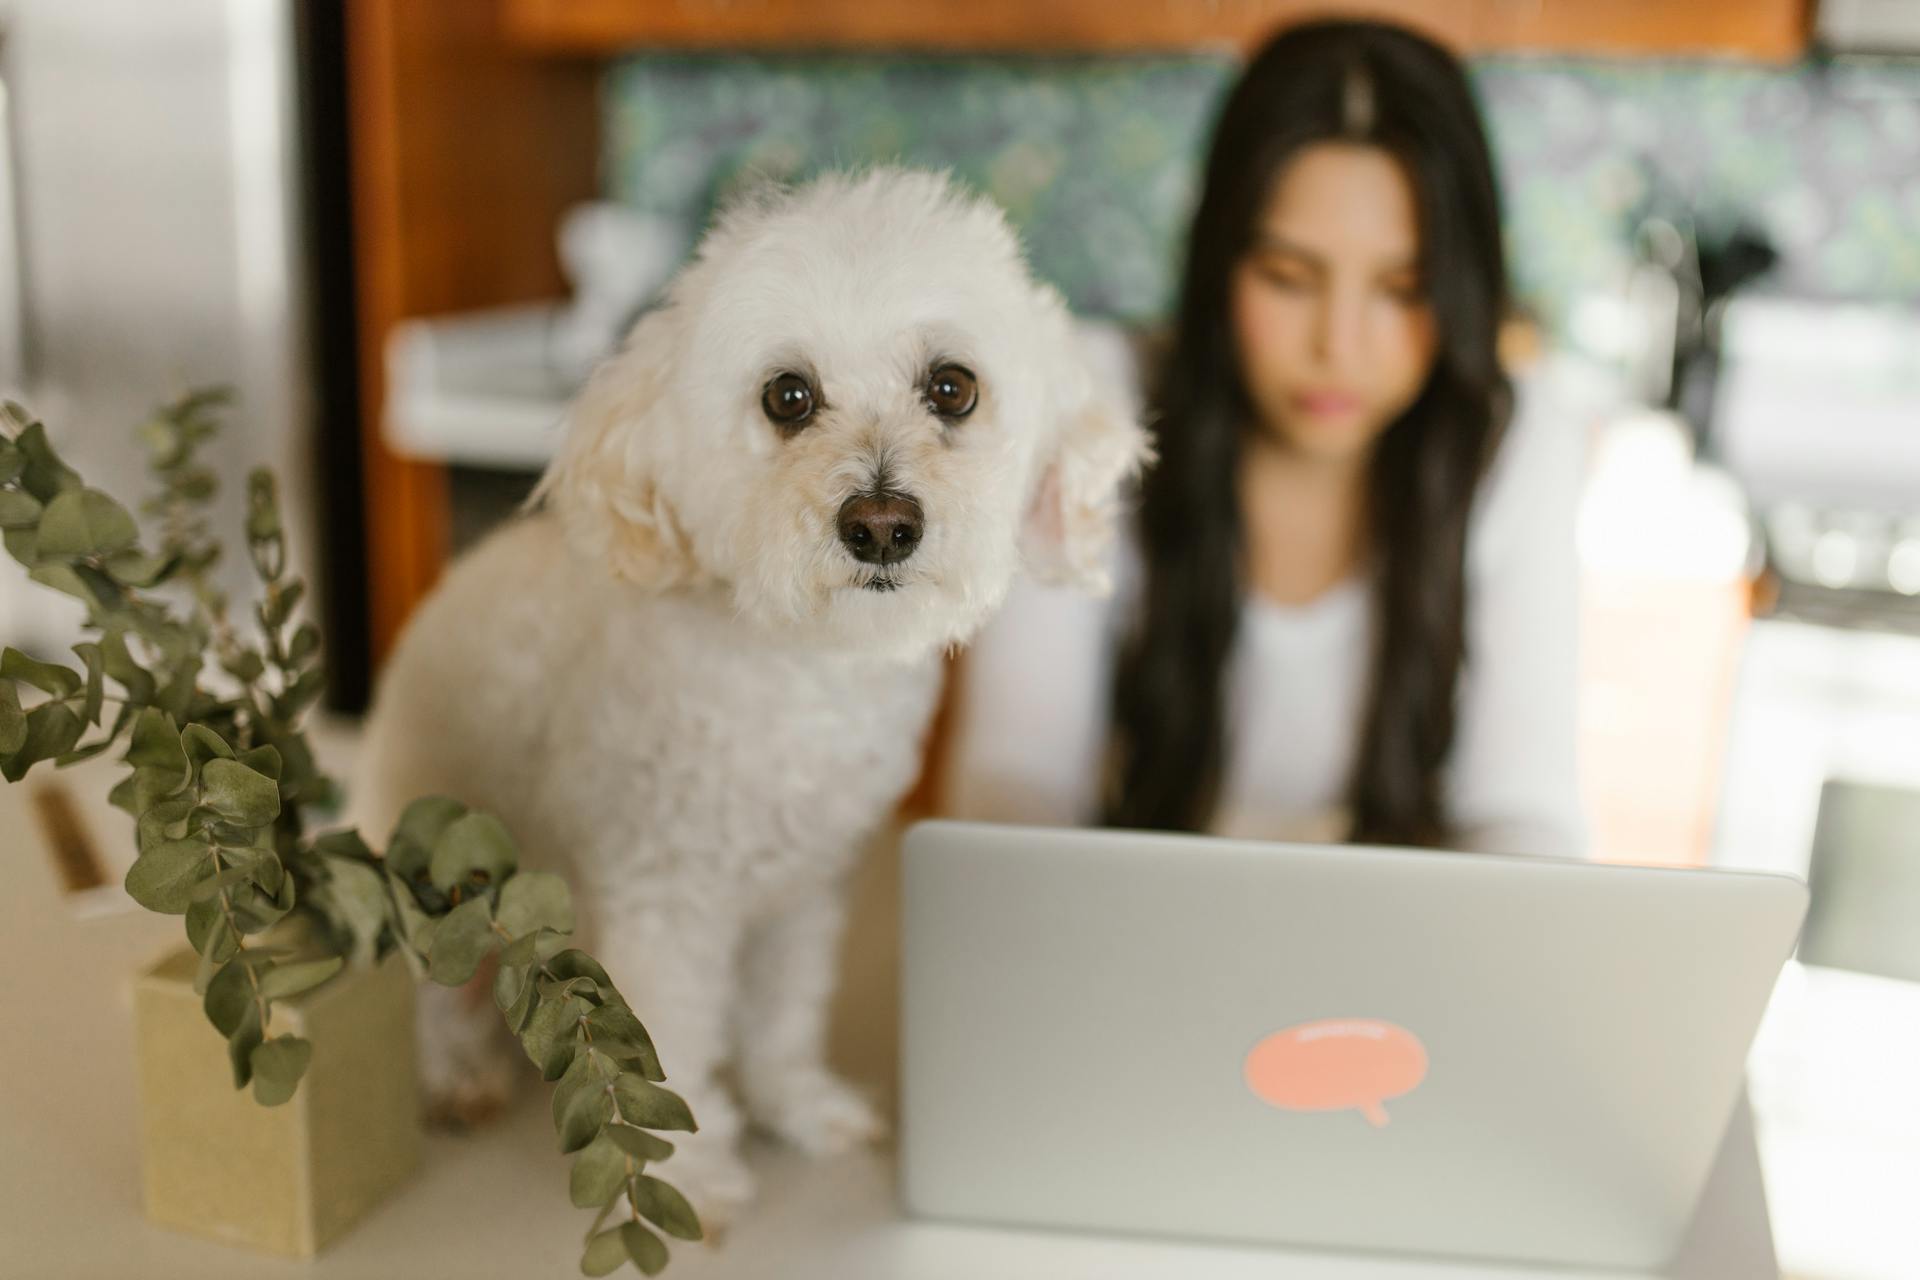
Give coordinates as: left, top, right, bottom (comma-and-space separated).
0, 0, 361, 700
382, 202, 688, 470
1714, 297, 1920, 631
1710, 295, 1920, 970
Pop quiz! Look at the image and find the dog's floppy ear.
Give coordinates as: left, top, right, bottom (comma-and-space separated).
1020, 294, 1154, 593
530, 309, 700, 589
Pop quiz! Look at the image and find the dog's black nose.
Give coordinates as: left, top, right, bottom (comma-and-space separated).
837, 492, 923, 565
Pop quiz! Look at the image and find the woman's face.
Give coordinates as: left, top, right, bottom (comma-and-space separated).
1230, 143, 1437, 464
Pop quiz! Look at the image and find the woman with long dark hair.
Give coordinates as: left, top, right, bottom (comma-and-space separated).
946, 19, 1586, 853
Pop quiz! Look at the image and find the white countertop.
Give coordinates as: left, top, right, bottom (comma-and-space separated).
1, 756, 1790, 1280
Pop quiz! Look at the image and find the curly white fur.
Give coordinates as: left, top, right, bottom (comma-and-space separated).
353, 168, 1147, 1222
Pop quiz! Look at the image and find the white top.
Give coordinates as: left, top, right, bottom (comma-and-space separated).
946, 381, 1589, 856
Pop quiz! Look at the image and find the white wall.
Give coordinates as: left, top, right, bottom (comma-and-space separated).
0, 0, 312, 652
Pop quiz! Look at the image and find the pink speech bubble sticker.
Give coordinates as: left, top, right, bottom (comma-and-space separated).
1244, 1018, 1429, 1127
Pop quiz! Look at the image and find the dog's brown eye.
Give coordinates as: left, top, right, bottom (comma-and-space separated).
762, 372, 816, 429
925, 364, 978, 420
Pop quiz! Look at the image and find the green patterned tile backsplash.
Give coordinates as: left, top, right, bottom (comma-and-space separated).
1479, 59, 1920, 327
602, 53, 1920, 330
603, 53, 1229, 321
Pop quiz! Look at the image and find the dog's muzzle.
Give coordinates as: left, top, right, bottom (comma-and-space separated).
837, 492, 923, 567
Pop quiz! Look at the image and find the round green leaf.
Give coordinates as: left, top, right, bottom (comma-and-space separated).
391, 796, 467, 870
133, 794, 196, 851
256, 956, 343, 1001
620, 1221, 668, 1276
250, 1034, 312, 1106
499, 926, 566, 969
275, 667, 325, 719
429, 811, 520, 892
103, 548, 169, 586
52, 738, 115, 766
493, 956, 531, 1013
287, 623, 320, 665
586, 1004, 663, 1082
554, 1055, 615, 1155
204, 958, 256, 1037
72, 641, 104, 726
539, 975, 605, 1006
2, 646, 81, 696
26, 562, 97, 606
3, 523, 39, 566
13, 422, 80, 502
125, 707, 188, 779
246, 470, 281, 544
186, 899, 238, 964
580, 1227, 629, 1278
226, 1005, 264, 1089
0, 489, 41, 528
125, 837, 214, 914
546, 949, 613, 990
550, 1035, 599, 1109
603, 1123, 674, 1163
383, 868, 436, 954
180, 723, 235, 776
188, 864, 257, 904
201, 757, 281, 825
223, 843, 285, 896
263, 579, 304, 629
522, 993, 588, 1080
496, 870, 575, 938
220, 650, 266, 684
426, 895, 496, 986
631, 1175, 702, 1242
569, 1133, 632, 1209
35, 487, 138, 558
505, 965, 539, 1033
500, 932, 541, 968
1, 700, 83, 781
226, 872, 296, 935
319, 855, 390, 951
97, 631, 155, 703
238, 744, 282, 780
612, 1074, 696, 1134
0, 681, 25, 756
312, 829, 374, 861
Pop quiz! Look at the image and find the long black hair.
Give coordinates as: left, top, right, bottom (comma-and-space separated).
1102, 20, 1512, 845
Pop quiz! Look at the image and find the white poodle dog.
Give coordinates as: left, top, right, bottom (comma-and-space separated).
353, 168, 1147, 1218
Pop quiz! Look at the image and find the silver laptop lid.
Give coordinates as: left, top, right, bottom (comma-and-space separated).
900, 821, 1807, 1271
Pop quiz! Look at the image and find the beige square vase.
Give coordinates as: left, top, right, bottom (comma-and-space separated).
132, 947, 421, 1256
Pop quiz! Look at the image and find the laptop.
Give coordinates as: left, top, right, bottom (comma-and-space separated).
899, 821, 1807, 1272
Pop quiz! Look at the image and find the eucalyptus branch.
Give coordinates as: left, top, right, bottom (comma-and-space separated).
0, 394, 699, 1275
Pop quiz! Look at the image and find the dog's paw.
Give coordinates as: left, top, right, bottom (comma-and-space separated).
748, 1070, 884, 1158
657, 1139, 757, 1233
423, 1070, 515, 1131
417, 1023, 520, 1131
416, 970, 519, 1130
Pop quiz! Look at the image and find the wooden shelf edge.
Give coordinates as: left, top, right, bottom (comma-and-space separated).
501, 0, 1810, 60
500, 0, 1471, 56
